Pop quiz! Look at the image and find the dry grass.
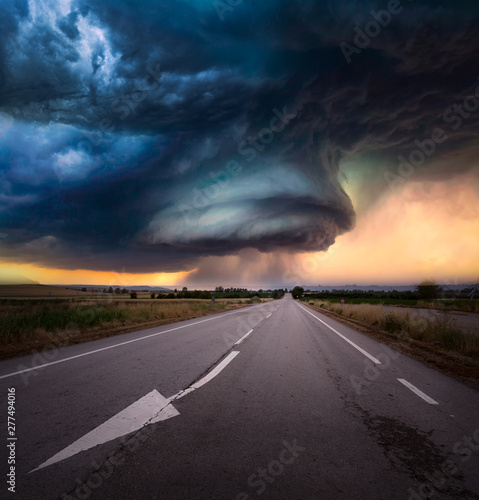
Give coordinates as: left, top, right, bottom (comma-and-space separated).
0, 298, 253, 358
308, 300, 479, 358
0, 284, 93, 298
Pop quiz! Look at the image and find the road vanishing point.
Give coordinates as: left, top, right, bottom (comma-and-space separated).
1, 294, 478, 499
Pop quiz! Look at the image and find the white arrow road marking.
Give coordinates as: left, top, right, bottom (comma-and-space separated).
31, 351, 240, 472
30, 390, 179, 473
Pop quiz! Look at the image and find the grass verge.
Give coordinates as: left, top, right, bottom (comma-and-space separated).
0, 298, 255, 360
303, 299, 479, 385
305, 297, 479, 313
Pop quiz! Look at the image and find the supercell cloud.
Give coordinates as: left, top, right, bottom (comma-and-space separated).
1, 0, 479, 272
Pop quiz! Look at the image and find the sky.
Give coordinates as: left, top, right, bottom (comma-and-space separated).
1, 0, 479, 288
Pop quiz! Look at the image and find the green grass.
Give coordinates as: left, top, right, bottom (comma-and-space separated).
0, 299, 235, 345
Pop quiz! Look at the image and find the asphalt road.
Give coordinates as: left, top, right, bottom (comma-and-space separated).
1, 294, 479, 499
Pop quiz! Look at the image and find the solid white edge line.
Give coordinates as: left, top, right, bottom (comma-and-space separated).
397, 378, 438, 405
235, 329, 253, 345
266, 313, 272, 318
0, 304, 268, 380
295, 302, 382, 365
169, 351, 240, 401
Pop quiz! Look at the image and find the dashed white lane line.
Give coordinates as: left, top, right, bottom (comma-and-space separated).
232, 308, 274, 346
397, 378, 438, 405
170, 351, 240, 401
29, 305, 284, 471
0, 304, 269, 381
235, 329, 253, 346
31, 351, 241, 472
295, 303, 382, 365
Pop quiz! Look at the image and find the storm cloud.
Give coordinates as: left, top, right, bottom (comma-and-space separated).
1, 0, 479, 273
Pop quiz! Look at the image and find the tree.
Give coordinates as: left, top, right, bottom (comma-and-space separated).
272, 289, 285, 300
291, 286, 304, 299
81, 287, 87, 292
115, 287, 121, 294
417, 281, 439, 301
182, 287, 187, 292
151, 293, 156, 299
108, 286, 113, 294
130, 291, 137, 299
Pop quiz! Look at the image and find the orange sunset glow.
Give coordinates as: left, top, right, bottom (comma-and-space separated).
4, 177, 477, 288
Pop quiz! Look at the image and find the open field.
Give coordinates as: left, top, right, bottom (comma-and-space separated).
0, 285, 173, 300
0, 284, 94, 298
0, 298, 261, 359
305, 297, 420, 306
304, 295, 479, 313
0, 285, 281, 301
303, 299, 479, 361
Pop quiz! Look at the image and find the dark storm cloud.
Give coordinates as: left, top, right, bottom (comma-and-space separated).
1, 0, 479, 272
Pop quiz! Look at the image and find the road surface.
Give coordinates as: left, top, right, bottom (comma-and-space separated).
1, 294, 478, 499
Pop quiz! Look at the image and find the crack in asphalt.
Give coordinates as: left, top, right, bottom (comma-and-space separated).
323, 360, 479, 499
